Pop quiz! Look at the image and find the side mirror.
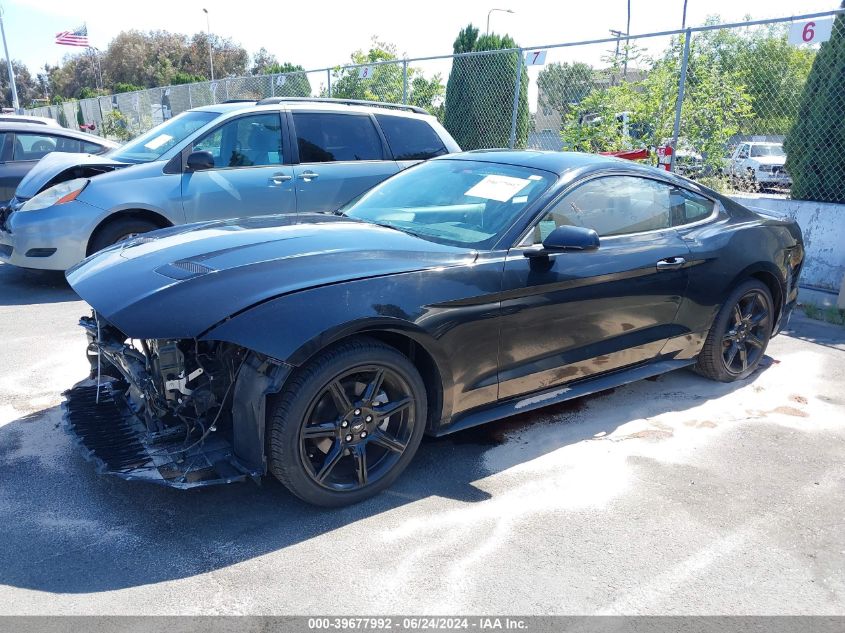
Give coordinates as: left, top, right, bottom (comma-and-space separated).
186, 150, 214, 172
524, 225, 600, 258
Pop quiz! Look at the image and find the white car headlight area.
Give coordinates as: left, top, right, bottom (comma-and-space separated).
19, 178, 90, 212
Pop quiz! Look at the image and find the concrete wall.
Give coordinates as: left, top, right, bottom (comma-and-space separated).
729, 194, 845, 297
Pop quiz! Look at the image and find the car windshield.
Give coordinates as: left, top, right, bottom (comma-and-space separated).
751, 144, 785, 158
109, 110, 219, 163
343, 159, 555, 248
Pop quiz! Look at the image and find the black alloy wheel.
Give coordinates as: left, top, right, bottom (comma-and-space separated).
695, 279, 774, 382
721, 289, 770, 376
300, 365, 416, 491
268, 337, 427, 506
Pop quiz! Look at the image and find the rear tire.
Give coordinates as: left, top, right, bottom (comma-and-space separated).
695, 279, 774, 382
88, 218, 160, 255
267, 337, 427, 507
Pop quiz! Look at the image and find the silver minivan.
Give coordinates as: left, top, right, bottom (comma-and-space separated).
0, 98, 459, 271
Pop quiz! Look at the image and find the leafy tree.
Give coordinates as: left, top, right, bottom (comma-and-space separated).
251, 47, 278, 75
443, 25, 529, 149
171, 71, 206, 85
330, 39, 405, 103
0, 59, 40, 108
76, 101, 84, 127
266, 62, 311, 97
114, 82, 144, 94
537, 62, 594, 120
101, 109, 132, 142
785, 5, 845, 202
328, 39, 444, 113
186, 32, 249, 79
409, 74, 446, 121
560, 29, 753, 174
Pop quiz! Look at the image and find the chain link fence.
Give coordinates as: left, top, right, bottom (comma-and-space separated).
25, 9, 845, 202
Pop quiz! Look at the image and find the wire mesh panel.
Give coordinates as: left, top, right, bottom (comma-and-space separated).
683, 18, 845, 202
526, 33, 680, 158
19, 9, 843, 201
440, 49, 524, 150
329, 60, 406, 104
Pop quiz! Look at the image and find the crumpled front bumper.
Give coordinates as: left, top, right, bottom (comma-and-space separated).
62, 377, 257, 488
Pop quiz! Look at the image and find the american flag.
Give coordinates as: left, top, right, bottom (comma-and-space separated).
55, 24, 89, 47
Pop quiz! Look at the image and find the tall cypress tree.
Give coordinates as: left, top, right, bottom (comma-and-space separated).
443, 25, 529, 150
784, 5, 845, 202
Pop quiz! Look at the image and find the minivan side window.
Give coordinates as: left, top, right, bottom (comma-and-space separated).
375, 114, 447, 160
293, 113, 383, 163
193, 114, 283, 168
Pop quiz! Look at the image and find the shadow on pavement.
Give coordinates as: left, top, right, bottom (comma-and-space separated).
0, 364, 764, 595
781, 310, 845, 352
0, 264, 78, 306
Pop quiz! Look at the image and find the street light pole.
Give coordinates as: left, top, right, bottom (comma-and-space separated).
202, 8, 214, 82
0, 8, 20, 113
486, 8, 514, 36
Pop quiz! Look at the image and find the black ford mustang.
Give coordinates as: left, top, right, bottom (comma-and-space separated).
64, 151, 804, 506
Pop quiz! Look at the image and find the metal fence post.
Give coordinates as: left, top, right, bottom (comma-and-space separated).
402, 59, 408, 104
669, 28, 692, 172
188, 84, 193, 108
508, 49, 524, 149
327, 69, 332, 98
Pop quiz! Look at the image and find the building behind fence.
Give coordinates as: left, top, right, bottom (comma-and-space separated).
25, 9, 845, 201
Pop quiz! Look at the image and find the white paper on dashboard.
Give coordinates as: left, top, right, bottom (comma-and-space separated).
464, 175, 531, 202
144, 134, 173, 150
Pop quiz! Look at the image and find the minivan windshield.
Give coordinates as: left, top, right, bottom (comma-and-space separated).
343, 159, 555, 248
110, 110, 219, 163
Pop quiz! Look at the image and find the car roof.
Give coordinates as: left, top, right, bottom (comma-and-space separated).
434, 149, 703, 189
435, 150, 639, 175
0, 121, 119, 145
188, 99, 434, 119
0, 114, 59, 126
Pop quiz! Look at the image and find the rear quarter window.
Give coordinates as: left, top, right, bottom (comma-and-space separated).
375, 114, 447, 160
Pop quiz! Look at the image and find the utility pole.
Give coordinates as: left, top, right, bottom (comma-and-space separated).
203, 8, 215, 81
623, 0, 631, 78
0, 7, 20, 113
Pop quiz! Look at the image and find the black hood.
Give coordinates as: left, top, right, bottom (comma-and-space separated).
66, 214, 477, 339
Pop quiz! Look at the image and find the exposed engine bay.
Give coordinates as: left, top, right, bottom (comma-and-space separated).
63, 312, 286, 487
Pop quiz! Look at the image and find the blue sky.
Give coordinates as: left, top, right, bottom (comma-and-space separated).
4, 0, 841, 77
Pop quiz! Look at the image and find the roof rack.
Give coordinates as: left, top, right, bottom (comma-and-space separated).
255, 97, 429, 115
222, 99, 258, 104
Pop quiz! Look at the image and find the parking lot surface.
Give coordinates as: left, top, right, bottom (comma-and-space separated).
0, 262, 843, 615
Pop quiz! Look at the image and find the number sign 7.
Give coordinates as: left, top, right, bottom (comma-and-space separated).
525, 50, 548, 66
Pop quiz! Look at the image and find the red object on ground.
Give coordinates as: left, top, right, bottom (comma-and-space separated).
599, 148, 650, 161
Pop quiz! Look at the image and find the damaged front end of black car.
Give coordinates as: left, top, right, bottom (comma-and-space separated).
64, 313, 290, 488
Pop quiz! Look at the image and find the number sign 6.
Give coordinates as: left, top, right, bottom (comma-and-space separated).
788, 18, 833, 46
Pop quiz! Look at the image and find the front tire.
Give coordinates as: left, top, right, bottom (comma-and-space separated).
88, 218, 160, 255
267, 337, 427, 507
695, 279, 774, 382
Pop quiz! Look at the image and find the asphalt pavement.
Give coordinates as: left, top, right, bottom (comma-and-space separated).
0, 262, 843, 615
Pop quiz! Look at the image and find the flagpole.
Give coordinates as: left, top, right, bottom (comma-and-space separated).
0, 7, 20, 113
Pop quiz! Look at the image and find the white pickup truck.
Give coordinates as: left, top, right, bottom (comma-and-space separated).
727, 141, 792, 190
